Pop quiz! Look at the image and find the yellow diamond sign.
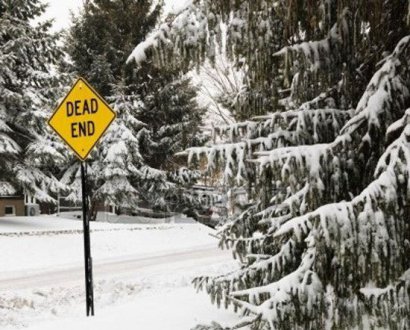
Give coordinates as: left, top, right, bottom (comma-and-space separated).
48, 77, 116, 161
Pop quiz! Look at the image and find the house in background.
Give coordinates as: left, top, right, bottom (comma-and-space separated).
95, 202, 117, 215
0, 185, 41, 217
0, 195, 25, 216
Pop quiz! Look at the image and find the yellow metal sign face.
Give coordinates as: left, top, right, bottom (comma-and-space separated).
48, 77, 116, 161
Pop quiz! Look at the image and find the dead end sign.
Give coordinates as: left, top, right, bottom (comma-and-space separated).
48, 77, 116, 161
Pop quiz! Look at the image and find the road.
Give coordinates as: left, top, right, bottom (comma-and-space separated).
0, 246, 231, 291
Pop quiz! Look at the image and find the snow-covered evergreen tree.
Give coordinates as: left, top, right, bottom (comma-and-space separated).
0, 0, 67, 201
67, 0, 161, 96
137, 69, 205, 170
63, 0, 205, 212
129, 1, 410, 328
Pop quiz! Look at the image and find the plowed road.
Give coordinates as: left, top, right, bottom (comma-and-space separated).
0, 246, 231, 291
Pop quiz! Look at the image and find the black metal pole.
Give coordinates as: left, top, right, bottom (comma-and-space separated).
81, 161, 94, 316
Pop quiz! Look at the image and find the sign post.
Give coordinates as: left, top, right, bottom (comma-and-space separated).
48, 77, 116, 316
80, 161, 94, 316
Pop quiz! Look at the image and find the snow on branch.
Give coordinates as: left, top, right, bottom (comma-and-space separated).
230, 247, 322, 327
259, 184, 309, 226
273, 8, 350, 71
180, 142, 248, 183
127, 1, 213, 68
359, 268, 410, 325
252, 35, 410, 190
15, 165, 65, 203
340, 35, 410, 138
274, 109, 410, 275
95, 178, 138, 204
260, 109, 352, 141
25, 134, 66, 164
183, 105, 352, 189
376, 110, 410, 177
0, 132, 20, 154
210, 238, 298, 294
0, 181, 16, 195
254, 143, 329, 184
213, 120, 259, 142
127, 23, 172, 64
0, 119, 20, 154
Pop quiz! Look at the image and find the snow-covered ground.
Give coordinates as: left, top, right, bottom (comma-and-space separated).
0, 215, 241, 329
24, 288, 238, 330
0, 215, 215, 273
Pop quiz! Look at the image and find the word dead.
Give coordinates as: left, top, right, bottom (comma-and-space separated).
66, 98, 98, 138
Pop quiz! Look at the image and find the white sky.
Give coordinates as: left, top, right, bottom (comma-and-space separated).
40, 0, 84, 31
41, 0, 190, 32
